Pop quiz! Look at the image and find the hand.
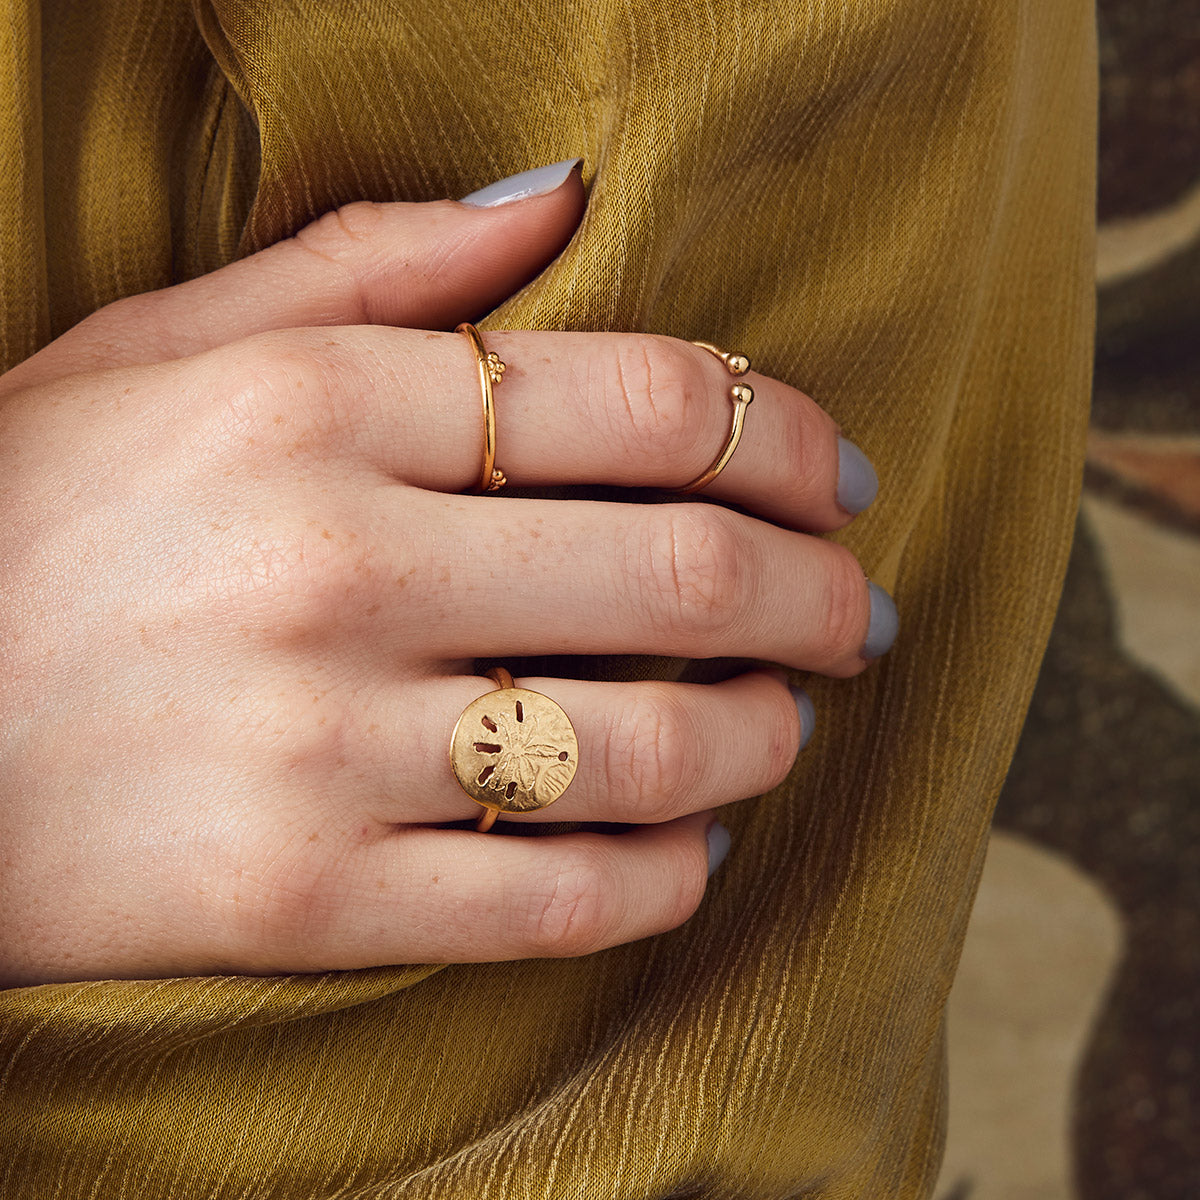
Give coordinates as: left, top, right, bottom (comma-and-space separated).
0, 164, 893, 985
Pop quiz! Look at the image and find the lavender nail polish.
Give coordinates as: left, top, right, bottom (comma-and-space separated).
706, 822, 731, 876
791, 687, 816, 750
861, 581, 899, 660
836, 437, 879, 515
459, 158, 583, 208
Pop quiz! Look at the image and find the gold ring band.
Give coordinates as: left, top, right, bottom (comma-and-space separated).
456, 322, 508, 493
674, 340, 755, 494
450, 667, 579, 833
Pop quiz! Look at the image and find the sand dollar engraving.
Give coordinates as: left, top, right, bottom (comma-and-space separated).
450, 687, 579, 815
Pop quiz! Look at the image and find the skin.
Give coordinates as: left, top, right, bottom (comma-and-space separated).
0, 171, 882, 986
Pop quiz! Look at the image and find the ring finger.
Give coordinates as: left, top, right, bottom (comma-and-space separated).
345, 671, 811, 828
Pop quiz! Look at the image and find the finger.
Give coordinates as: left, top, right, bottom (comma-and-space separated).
462, 331, 877, 529
249, 812, 722, 970
371, 493, 889, 676
6, 160, 586, 390
345, 672, 808, 827
217, 327, 874, 532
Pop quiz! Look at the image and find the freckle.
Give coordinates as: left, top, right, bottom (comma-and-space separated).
318, 716, 327, 725
395, 575, 408, 589
273, 414, 284, 424
322, 529, 332, 539
530, 528, 541, 539
123, 387, 132, 396
313, 694, 320, 703
431, 875, 440, 884
325, 340, 338, 347
365, 603, 380, 616
368, 723, 380, 733
438, 568, 451, 583
308, 832, 320, 843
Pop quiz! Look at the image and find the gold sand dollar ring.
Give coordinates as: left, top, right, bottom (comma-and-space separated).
450, 668, 580, 833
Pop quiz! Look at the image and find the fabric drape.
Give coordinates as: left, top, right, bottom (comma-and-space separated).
0, 0, 1096, 1195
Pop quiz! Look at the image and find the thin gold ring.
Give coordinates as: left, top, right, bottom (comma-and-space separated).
674, 340, 755, 494
456, 322, 508, 493
450, 667, 580, 833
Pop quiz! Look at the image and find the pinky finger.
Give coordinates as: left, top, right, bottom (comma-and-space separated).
266, 813, 727, 971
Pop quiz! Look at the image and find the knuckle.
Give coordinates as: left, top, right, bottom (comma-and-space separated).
211, 836, 337, 967
662, 847, 709, 931
526, 848, 615, 957
610, 335, 706, 465
80, 292, 153, 338
782, 406, 831, 506
206, 333, 348, 456
293, 200, 386, 261
763, 686, 804, 786
225, 515, 362, 637
287, 201, 387, 323
609, 688, 699, 823
642, 507, 742, 643
819, 544, 872, 667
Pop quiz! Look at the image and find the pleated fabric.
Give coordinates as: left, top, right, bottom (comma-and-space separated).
0, 0, 1096, 1196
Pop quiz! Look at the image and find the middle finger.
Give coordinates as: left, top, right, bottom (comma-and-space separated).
374, 491, 878, 676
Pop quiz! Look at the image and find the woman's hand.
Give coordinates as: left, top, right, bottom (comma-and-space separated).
0, 163, 893, 986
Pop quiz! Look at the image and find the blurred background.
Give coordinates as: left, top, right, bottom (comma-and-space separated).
936, 4, 1199, 1197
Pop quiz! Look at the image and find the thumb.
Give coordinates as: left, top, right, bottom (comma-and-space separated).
13, 159, 586, 386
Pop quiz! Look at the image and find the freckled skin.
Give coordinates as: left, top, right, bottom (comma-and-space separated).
0, 176, 868, 983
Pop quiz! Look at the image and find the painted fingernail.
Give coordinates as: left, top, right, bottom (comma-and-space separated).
459, 158, 583, 208
861, 581, 899, 661
706, 822, 732, 876
791, 687, 816, 750
836, 437, 879, 515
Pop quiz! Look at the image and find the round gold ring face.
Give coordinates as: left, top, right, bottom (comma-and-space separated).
450, 687, 579, 814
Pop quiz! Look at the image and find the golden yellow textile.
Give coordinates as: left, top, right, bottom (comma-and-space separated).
0, 1, 1096, 1195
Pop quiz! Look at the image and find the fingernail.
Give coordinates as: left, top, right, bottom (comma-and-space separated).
459, 158, 583, 208
861, 581, 899, 661
706, 822, 731, 876
836, 437, 879, 515
791, 687, 816, 750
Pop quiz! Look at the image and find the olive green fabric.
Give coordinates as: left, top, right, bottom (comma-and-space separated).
0, 0, 1096, 1196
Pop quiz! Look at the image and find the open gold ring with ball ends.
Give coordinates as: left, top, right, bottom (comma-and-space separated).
674, 340, 755, 494
450, 668, 580, 832
456, 322, 508, 493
